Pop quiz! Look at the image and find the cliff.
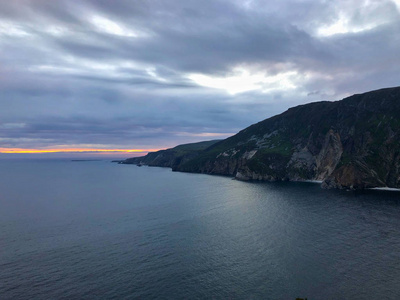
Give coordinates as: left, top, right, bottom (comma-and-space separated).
124, 87, 400, 190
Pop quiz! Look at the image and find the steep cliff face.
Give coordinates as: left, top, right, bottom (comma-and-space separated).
175, 87, 400, 189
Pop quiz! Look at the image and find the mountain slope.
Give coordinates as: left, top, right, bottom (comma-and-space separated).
175, 87, 400, 189
122, 140, 221, 169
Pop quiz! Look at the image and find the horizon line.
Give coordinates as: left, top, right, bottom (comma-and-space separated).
0, 147, 165, 154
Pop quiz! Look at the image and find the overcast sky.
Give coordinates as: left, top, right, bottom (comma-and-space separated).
1, 0, 400, 158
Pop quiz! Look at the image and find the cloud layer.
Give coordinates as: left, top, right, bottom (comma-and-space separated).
1, 0, 400, 156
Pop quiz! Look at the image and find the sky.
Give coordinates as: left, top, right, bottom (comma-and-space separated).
1, 0, 400, 158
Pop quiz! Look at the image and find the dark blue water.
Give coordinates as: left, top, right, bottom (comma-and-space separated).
0, 160, 400, 299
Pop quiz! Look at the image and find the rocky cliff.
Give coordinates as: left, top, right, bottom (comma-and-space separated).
125, 87, 400, 190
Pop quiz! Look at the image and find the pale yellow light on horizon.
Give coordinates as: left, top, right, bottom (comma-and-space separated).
0, 148, 164, 154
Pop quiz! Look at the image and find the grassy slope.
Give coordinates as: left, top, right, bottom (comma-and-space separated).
122, 140, 221, 165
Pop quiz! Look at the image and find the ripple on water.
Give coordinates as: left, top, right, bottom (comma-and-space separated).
0, 161, 400, 299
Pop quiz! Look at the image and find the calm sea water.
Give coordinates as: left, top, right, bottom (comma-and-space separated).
0, 159, 400, 299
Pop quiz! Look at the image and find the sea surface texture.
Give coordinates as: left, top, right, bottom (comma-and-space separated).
0, 160, 400, 299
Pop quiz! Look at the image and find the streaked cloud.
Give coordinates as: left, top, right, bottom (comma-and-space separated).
173, 132, 235, 138
188, 68, 299, 95
0, 123, 26, 129
90, 15, 142, 37
0, 0, 399, 157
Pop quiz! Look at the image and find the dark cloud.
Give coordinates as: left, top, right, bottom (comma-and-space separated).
1, 0, 399, 155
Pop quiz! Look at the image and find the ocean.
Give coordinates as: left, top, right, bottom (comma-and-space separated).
1, 159, 400, 299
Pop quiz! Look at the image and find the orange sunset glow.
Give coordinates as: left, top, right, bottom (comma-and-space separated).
0, 148, 163, 154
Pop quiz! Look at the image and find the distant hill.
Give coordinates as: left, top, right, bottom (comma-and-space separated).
123, 87, 400, 190
122, 140, 221, 168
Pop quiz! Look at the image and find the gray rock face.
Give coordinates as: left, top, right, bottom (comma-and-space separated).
315, 130, 343, 180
